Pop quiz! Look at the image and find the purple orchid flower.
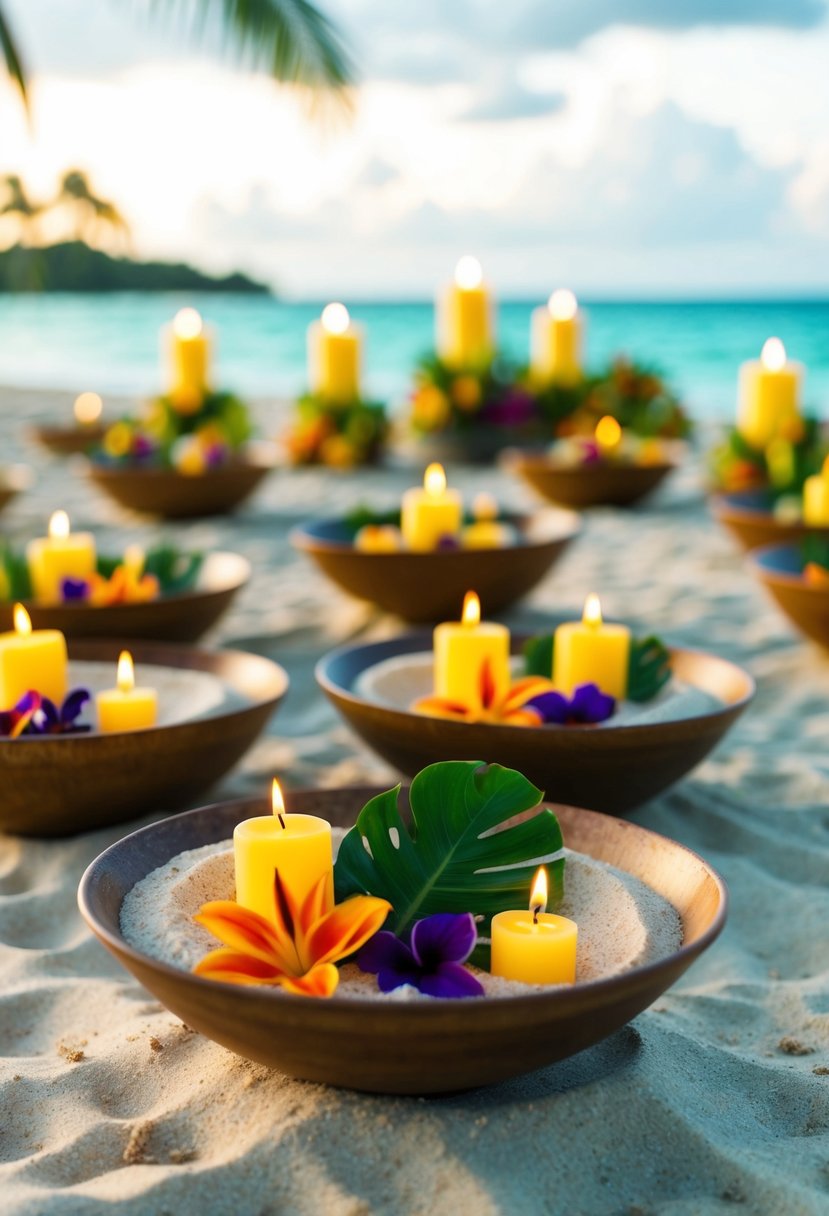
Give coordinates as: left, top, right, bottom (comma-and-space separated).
357, 911, 484, 999
483, 388, 536, 429
435, 533, 461, 551
204, 443, 229, 469
28, 688, 92, 735
0, 690, 42, 738
131, 433, 157, 461
527, 682, 615, 725
61, 577, 92, 601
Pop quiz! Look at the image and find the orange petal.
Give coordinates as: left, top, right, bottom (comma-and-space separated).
480, 656, 496, 710
278, 963, 340, 998
193, 947, 287, 985
194, 900, 293, 967
500, 708, 543, 727
412, 696, 471, 720
305, 895, 392, 968
501, 676, 557, 713
297, 872, 333, 937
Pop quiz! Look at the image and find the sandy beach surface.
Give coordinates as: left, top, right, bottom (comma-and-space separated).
0, 386, 827, 1215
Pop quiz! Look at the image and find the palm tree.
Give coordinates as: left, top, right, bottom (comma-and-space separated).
0, 0, 353, 115
0, 174, 43, 244
55, 170, 130, 247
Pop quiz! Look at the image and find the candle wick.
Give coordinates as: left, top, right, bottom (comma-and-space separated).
277, 813, 286, 830
532, 904, 541, 925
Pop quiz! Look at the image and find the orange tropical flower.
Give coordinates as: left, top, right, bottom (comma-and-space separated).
193, 872, 391, 997
86, 565, 160, 607
412, 658, 557, 727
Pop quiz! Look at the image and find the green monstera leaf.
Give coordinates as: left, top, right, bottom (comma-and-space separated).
334, 761, 564, 943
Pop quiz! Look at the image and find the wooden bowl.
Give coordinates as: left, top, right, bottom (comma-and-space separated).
0, 551, 250, 643
506, 452, 676, 508
78, 788, 727, 1095
0, 464, 33, 515
747, 542, 829, 649
712, 491, 829, 551
291, 510, 581, 623
0, 640, 288, 837
30, 422, 107, 456
316, 635, 754, 816
86, 443, 279, 519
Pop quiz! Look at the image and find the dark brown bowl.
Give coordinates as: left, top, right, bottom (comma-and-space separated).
86, 443, 279, 519
712, 490, 829, 551
0, 639, 288, 837
316, 635, 754, 816
506, 452, 676, 508
0, 464, 33, 515
0, 551, 250, 643
78, 788, 727, 1095
30, 422, 107, 456
291, 510, 581, 623
748, 542, 829, 648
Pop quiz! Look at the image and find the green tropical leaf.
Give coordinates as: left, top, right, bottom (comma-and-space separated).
334, 761, 564, 941
523, 632, 554, 679
142, 544, 203, 593
627, 635, 672, 703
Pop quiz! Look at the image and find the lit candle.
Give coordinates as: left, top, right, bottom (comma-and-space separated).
803, 456, 829, 526
96, 650, 158, 733
401, 462, 463, 551
530, 289, 583, 386
308, 302, 362, 404
594, 415, 622, 459
0, 604, 68, 708
737, 338, 803, 450
490, 867, 578, 985
26, 511, 97, 606
73, 392, 103, 428
433, 590, 510, 711
234, 778, 334, 923
553, 593, 631, 699
436, 256, 494, 368
168, 308, 211, 413
462, 492, 512, 549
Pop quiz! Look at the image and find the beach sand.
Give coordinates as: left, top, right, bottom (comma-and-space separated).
0, 385, 828, 1215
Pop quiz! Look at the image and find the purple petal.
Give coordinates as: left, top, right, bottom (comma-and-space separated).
0, 711, 14, 736
61, 577, 91, 601
33, 698, 60, 732
376, 965, 424, 994
435, 534, 461, 551
61, 688, 90, 725
410, 912, 478, 968
526, 690, 569, 724
15, 690, 41, 716
569, 683, 616, 724
418, 962, 485, 999
356, 930, 414, 976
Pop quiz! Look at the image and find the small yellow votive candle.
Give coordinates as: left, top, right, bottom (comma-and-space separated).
234, 779, 334, 922
169, 308, 211, 412
436, 256, 494, 368
73, 392, 103, 427
433, 590, 510, 710
803, 456, 829, 526
96, 650, 158, 733
462, 493, 511, 549
401, 462, 463, 551
0, 604, 68, 708
308, 302, 362, 404
530, 289, 583, 386
594, 415, 622, 459
553, 593, 631, 699
491, 867, 578, 985
737, 337, 803, 450
26, 511, 97, 606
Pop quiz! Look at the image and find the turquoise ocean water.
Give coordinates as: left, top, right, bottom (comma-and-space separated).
0, 295, 828, 420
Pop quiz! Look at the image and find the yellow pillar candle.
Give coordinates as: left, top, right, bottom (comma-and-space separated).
737, 337, 803, 449
168, 308, 211, 412
73, 392, 103, 428
308, 302, 362, 404
401, 462, 463, 551
0, 604, 68, 708
554, 593, 631, 699
96, 651, 158, 733
234, 779, 334, 923
491, 868, 578, 985
433, 590, 510, 711
436, 256, 494, 368
530, 289, 583, 386
803, 456, 829, 526
26, 511, 97, 606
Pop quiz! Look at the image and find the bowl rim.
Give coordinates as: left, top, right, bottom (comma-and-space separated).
0, 637, 288, 746
746, 540, 824, 590
290, 507, 582, 556
503, 450, 679, 476
77, 789, 729, 1016
315, 632, 756, 744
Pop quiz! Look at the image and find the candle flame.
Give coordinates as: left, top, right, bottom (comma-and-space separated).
548, 289, 578, 321
530, 867, 548, 920
13, 603, 31, 636
272, 778, 286, 829
49, 510, 70, 540
73, 391, 102, 425
173, 308, 203, 340
461, 590, 481, 626
595, 415, 622, 448
116, 650, 135, 694
424, 462, 447, 495
321, 302, 350, 335
455, 255, 483, 290
761, 337, 786, 372
473, 491, 498, 521
583, 593, 603, 627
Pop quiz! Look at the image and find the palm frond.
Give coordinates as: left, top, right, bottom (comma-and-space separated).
0, 6, 28, 109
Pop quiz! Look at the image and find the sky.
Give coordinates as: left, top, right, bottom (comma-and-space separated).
2, 0, 829, 297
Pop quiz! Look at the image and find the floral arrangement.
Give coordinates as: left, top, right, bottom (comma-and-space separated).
0, 688, 90, 738
193, 761, 564, 997
95, 391, 253, 474
708, 417, 826, 497
412, 663, 616, 726
555, 357, 691, 440
283, 392, 388, 468
409, 354, 539, 437
344, 497, 515, 553
524, 632, 672, 704
0, 543, 203, 607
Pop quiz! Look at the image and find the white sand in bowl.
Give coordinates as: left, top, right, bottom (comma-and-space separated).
121, 829, 682, 998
